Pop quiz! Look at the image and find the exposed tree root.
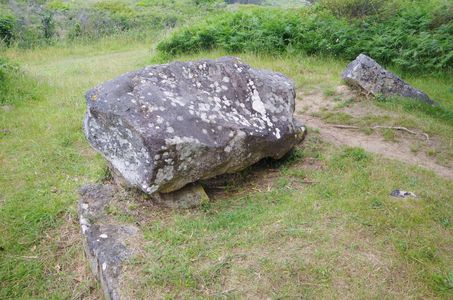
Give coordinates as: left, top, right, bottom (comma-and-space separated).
331, 124, 430, 141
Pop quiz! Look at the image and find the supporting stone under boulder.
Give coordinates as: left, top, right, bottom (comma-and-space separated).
153, 182, 209, 209
84, 56, 305, 197
342, 54, 436, 106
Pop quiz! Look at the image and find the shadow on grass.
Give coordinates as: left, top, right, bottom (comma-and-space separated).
201, 133, 323, 198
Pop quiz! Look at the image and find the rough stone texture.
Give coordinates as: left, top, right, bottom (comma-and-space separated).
84, 56, 305, 195
342, 54, 436, 105
78, 184, 141, 300
154, 182, 209, 209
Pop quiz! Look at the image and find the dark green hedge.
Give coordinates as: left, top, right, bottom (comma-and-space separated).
158, 3, 453, 73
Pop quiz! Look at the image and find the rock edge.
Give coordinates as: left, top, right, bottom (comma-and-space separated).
342, 54, 436, 105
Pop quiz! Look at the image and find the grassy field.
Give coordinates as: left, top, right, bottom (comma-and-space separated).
0, 37, 151, 298
1, 36, 452, 298
132, 138, 453, 298
129, 51, 453, 298
1, 1, 453, 296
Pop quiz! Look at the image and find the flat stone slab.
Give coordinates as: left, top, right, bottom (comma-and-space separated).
78, 184, 142, 300
342, 54, 436, 105
78, 182, 213, 299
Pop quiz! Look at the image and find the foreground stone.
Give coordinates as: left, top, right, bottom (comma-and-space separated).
342, 54, 436, 105
78, 184, 142, 300
84, 56, 305, 195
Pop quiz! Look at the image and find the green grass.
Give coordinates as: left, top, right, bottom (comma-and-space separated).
0, 57, 45, 105
126, 136, 453, 298
1, 39, 453, 298
153, 50, 347, 91
0, 38, 151, 298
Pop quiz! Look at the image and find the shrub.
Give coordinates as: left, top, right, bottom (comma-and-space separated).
158, 3, 453, 73
430, 1, 453, 29
68, 22, 82, 40
0, 14, 16, 46
1, 0, 218, 47
41, 11, 55, 40
319, 0, 385, 18
93, 1, 138, 32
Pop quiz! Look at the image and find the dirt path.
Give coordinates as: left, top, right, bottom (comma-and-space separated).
295, 87, 453, 180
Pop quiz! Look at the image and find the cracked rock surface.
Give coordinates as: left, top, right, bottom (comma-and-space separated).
342, 54, 436, 105
84, 56, 305, 194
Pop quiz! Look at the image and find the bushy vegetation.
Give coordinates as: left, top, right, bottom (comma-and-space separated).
158, 0, 453, 73
0, 0, 221, 49
319, 0, 387, 18
0, 13, 16, 46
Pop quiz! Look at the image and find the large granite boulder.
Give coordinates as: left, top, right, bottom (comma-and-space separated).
342, 54, 436, 105
84, 57, 305, 195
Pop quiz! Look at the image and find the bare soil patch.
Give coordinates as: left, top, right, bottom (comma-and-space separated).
295, 86, 453, 180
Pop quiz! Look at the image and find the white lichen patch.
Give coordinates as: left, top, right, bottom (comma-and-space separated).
275, 128, 281, 139
156, 115, 164, 124
85, 57, 300, 195
79, 216, 90, 234
251, 90, 266, 115
154, 165, 174, 185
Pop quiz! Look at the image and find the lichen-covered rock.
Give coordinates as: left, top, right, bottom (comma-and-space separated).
84, 57, 305, 194
78, 184, 141, 300
342, 54, 436, 105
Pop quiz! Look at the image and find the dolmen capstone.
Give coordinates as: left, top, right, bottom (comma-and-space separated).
342, 54, 436, 105
84, 56, 305, 198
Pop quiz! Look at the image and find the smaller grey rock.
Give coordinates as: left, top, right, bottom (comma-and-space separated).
78, 183, 208, 300
342, 54, 436, 105
154, 183, 209, 209
78, 184, 141, 300
390, 189, 417, 198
